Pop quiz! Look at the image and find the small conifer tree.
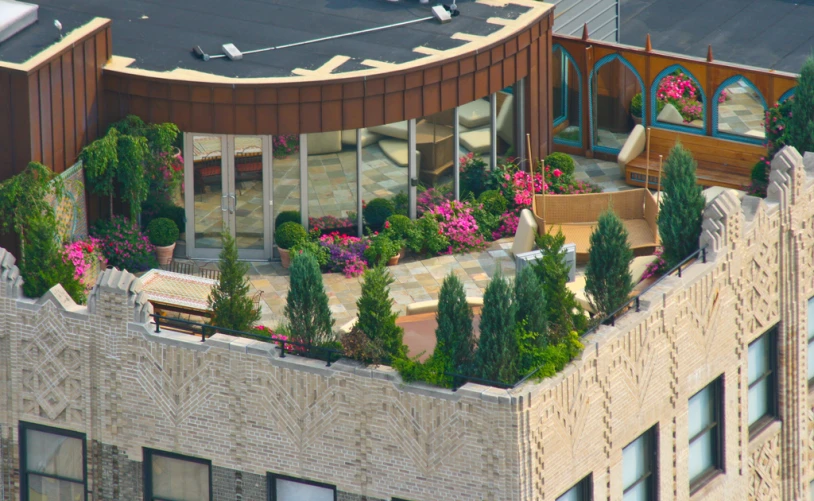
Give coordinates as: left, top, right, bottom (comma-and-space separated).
514, 266, 547, 342
435, 273, 475, 373
658, 143, 705, 267
585, 210, 634, 317
208, 232, 260, 332
285, 251, 334, 346
474, 270, 518, 383
356, 265, 404, 360
788, 56, 814, 156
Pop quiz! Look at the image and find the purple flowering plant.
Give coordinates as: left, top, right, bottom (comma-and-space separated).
318, 231, 370, 277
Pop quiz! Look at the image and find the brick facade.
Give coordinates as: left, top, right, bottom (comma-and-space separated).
1, 147, 814, 500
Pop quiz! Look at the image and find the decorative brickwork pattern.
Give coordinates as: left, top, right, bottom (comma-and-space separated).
748, 431, 782, 501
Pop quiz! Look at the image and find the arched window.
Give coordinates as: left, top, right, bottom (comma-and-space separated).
650, 64, 706, 133
552, 45, 582, 147
713, 76, 767, 144
778, 87, 795, 103
589, 54, 644, 154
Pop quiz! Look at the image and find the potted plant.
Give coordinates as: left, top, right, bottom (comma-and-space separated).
276, 221, 308, 268
364, 233, 402, 266
630, 93, 643, 125
146, 217, 180, 265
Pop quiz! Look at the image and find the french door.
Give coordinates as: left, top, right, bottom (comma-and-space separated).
184, 134, 272, 260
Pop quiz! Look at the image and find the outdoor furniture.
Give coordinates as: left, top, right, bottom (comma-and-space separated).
161, 261, 222, 281
532, 189, 659, 263
415, 123, 454, 185
140, 269, 217, 319
619, 127, 765, 190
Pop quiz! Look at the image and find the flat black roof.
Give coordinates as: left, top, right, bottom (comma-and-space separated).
0, 0, 540, 78
621, 0, 814, 74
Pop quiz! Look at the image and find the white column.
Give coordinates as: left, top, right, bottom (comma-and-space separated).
490, 93, 498, 169
408, 119, 417, 219
356, 129, 363, 236
299, 134, 308, 227
453, 107, 461, 201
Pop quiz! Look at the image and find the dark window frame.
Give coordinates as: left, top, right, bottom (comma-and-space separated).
268, 472, 337, 501
689, 377, 725, 493
556, 473, 593, 501
622, 426, 658, 501
19, 421, 88, 501
143, 448, 213, 501
748, 327, 778, 436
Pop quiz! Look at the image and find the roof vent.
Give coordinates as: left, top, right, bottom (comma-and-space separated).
0, 0, 39, 44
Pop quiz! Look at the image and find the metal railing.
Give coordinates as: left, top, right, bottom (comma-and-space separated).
150, 314, 343, 367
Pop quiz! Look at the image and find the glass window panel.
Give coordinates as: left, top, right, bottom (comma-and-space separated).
496, 87, 517, 162
622, 434, 646, 489
716, 77, 765, 139
191, 135, 224, 249
459, 97, 493, 168
151, 455, 210, 501
275, 478, 334, 501
748, 335, 768, 383
556, 481, 583, 501
808, 339, 814, 381
233, 136, 265, 250
360, 121, 411, 218
272, 134, 302, 236
653, 69, 704, 129
28, 475, 84, 501
688, 386, 711, 438
622, 480, 647, 501
554, 49, 582, 145
306, 130, 358, 235
25, 430, 83, 480
689, 430, 713, 482
591, 58, 641, 152
415, 111, 455, 215
748, 379, 769, 425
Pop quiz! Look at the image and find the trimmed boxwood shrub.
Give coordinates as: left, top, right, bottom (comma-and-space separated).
276, 222, 307, 249
478, 189, 508, 215
146, 217, 180, 247
544, 152, 576, 178
363, 198, 394, 231
275, 210, 301, 229
386, 214, 413, 241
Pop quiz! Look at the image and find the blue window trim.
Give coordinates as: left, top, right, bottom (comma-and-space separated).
778, 87, 796, 103
712, 75, 767, 146
589, 53, 645, 155
649, 64, 707, 135
552, 44, 583, 148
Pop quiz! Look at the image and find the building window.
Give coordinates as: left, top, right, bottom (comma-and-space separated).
748, 328, 778, 434
688, 378, 723, 490
808, 298, 814, 384
557, 474, 592, 501
20, 422, 87, 501
622, 427, 656, 501
269, 473, 336, 501
809, 479, 814, 501
144, 449, 211, 501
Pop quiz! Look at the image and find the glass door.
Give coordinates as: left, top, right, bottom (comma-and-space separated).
186, 134, 227, 259
228, 136, 271, 260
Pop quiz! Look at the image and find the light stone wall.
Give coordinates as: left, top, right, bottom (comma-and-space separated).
2, 147, 814, 500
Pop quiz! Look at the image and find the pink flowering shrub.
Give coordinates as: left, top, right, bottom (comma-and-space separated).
308, 214, 356, 234
91, 216, 157, 271
718, 89, 729, 103
656, 71, 704, 123
640, 248, 667, 282
272, 134, 299, 158
63, 238, 106, 285
318, 231, 370, 277
417, 188, 453, 217
427, 200, 486, 253
252, 325, 306, 352
491, 211, 519, 240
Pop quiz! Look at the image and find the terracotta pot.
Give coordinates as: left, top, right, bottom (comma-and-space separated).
154, 243, 176, 266
387, 253, 401, 266
279, 247, 292, 268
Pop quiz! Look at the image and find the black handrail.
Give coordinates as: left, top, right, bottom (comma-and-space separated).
149, 314, 343, 367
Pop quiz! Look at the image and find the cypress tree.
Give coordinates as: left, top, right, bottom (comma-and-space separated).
585, 210, 634, 317
788, 56, 814, 156
208, 232, 260, 332
658, 142, 705, 267
356, 265, 404, 360
514, 265, 547, 342
285, 250, 334, 346
435, 273, 475, 373
474, 270, 518, 384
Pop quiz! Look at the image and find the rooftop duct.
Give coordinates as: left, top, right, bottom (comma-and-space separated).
0, 0, 38, 44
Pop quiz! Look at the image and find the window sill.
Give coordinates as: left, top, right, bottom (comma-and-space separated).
690, 469, 724, 498
748, 419, 782, 453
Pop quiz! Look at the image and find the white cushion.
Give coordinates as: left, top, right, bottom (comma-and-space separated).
617, 124, 646, 176
496, 94, 514, 145
656, 102, 684, 125
566, 275, 593, 313
460, 129, 491, 154
368, 121, 409, 140
341, 128, 383, 147
458, 99, 491, 128
406, 300, 439, 315
307, 131, 342, 155
511, 209, 538, 257
378, 139, 420, 167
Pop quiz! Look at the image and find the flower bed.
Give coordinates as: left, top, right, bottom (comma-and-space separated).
427, 200, 486, 254
308, 214, 357, 235
64, 238, 106, 289
92, 216, 157, 271
318, 232, 370, 277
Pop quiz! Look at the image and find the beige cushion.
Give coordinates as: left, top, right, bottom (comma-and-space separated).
341, 128, 382, 147
629, 255, 659, 284
458, 99, 491, 128
460, 129, 491, 154
378, 139, 421, 167
656, 103, 684, 125
566, 275, 593, 313
617, 124, 646, 176
511, 209, 538, 257
339, 318, 357, 334
368, 121, 409, 140
307, 131, 342, 155
406, 300, 439, 315
496, 94, 514, 145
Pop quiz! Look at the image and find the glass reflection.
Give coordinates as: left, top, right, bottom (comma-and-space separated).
716, 77, 766, 139
306, 130, 359, 235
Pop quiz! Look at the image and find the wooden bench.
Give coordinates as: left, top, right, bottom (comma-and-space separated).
619, 127, 765, 190
532, 189, 659, 263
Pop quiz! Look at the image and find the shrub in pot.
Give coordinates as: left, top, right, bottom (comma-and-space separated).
147, 217, 180, 265
630, 93, 643, 124
276, 221, 308, 268
275, 210, 301, 229
363, 198, 394, 231
364, 234, 402, 266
